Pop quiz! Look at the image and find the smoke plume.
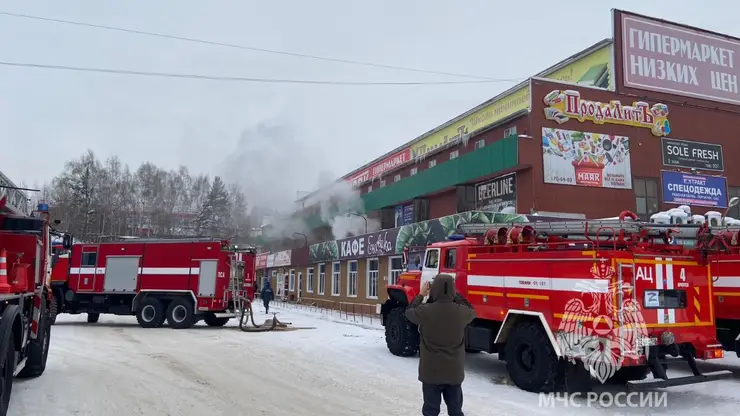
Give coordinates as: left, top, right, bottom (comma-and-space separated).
221, 119, 377, 242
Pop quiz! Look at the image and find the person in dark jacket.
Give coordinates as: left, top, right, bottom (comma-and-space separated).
405, 274, 476, 416
260, 278, 274, 314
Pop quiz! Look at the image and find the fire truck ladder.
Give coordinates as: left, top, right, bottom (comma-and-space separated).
460, 217, 740, 245
226, 253, 291, 332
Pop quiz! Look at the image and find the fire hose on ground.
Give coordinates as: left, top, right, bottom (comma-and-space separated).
236, 296, 292, 332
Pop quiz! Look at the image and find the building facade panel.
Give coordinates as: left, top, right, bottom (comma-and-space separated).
528, 77, 740, 218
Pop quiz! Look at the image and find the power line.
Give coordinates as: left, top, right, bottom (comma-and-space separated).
0, 11, 505, 81
0, 61, 514, 85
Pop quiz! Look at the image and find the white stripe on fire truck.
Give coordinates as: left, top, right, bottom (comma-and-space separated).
656, 257, 666, 324
69, 267, 201, 275
466, 275, 609, 293
713, 277, 740, 288
665, 258, 676, 324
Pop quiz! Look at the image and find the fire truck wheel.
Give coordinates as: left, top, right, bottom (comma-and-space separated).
385, 307, 419, 357
166, 298, 196, 329
504, 322, 563, 393
0, 326, 15, 415
49, 295, 58, 325
203, 313, 230, 327
17, 299, 51, 379
607, 365, 650, 384
136, 298, 166, 328
87, 313, 100, 324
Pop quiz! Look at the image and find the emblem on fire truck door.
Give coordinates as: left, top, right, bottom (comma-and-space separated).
555, 259, 649, 384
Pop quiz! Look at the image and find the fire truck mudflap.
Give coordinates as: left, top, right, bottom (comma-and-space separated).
381, 213, 733, 392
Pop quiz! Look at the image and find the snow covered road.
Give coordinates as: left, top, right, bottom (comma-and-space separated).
9, 305, 740, 415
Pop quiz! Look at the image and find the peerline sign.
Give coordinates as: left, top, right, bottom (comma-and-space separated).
476, 173, 516, 211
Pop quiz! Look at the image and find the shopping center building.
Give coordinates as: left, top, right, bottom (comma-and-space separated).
257, 9, 740, 313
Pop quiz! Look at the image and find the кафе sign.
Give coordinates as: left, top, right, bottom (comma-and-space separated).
337, 228, 400, 260
661, 138, 724, 172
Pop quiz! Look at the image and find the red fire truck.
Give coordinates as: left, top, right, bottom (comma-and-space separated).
0, 198, 65, 415
50, 238, 256, 329
380, 211, 731, 392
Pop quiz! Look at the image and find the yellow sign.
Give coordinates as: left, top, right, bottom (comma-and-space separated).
543, 89, 671, 136
410, 45, 614, 160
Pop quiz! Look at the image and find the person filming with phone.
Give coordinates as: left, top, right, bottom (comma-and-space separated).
405, 274, 476, 416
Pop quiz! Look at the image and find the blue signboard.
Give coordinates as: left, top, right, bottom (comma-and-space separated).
403, 204, 414, 225
661, 171, 728, 208
394, 204, 414, 226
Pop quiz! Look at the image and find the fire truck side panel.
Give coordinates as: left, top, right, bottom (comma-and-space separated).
614, 253, 718, 350
241, 252, 256, 298
708, 254, 740, 353
68, 245, 100, 292
1, 233, 41, 292
97, 242, 144, 292
138, 241, 201, 292
711, 254, 740, 320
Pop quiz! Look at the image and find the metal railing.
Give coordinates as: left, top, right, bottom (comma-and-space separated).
271, 297, 381, 325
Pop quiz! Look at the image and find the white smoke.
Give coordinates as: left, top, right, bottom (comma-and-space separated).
221, 118, 377, 242
304, 178, 380, 239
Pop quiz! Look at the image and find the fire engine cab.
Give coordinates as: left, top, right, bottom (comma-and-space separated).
380, 211, 731, 392
50, 238, 256, 329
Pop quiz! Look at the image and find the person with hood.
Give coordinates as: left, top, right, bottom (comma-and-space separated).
260, 278, 274, 314
405, 274, 476, 416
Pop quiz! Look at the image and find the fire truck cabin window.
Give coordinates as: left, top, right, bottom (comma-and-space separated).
425, 249, 439, 269
81, 252, 97, 267
444, 249, 457, 269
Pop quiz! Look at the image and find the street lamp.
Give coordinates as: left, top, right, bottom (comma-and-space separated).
293, 232, 308, 247
347, 212, 367, 234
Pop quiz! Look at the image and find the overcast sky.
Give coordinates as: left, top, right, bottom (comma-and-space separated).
1, 0, 737, 204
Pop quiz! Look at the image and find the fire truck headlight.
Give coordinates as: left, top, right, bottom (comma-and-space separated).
661, 331, 676, 346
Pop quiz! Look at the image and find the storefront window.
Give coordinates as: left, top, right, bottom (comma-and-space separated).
367, 259, 379, 299
634, 178, 659, 220
389, 257, 404, 285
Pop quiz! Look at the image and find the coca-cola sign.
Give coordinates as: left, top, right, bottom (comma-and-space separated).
337, 228, 400, 260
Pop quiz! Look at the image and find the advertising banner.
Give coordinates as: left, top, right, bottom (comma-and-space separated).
403, 204, 413, 224
394, 205, 403, 227
393, 205, 414, 227
476, 173, 517, 211
661, 138, 724, 171
347, 149, 411, 188
542, 127, 632, 189
255, 252, 269, 269
543, 89, 671, 137
661, 171, 728, 208
308, 210, 529, 263
617, 10, 740, 105
337, 228, 401, 260
272, 250, 292, 267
